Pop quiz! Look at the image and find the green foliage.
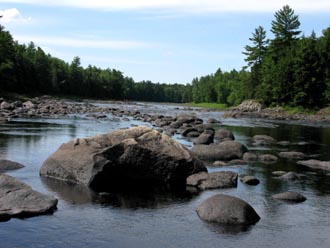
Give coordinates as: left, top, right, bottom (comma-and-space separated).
189, 102, 228, 109
271, 5, 301, 43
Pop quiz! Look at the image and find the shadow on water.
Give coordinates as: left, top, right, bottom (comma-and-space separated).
41, 177, 198, 209
202, 221, 255, 235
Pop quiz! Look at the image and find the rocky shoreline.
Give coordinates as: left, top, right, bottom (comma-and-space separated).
223, 100, 330, 123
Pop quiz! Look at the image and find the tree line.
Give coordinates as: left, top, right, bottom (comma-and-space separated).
0, 24, 191, 102
1, 5, 330, 108
192, 5, 330, 108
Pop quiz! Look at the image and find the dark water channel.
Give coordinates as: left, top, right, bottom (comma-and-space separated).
1, 102, 330, 248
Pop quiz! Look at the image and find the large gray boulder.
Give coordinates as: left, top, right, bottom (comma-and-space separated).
196, 194, 260, 225
0, 159, 25, 172
297, 159, 330, 172
191, 140, 248, 161
40, 126, 206, 191
186, 171, 237, 190
0, 174, 58, 221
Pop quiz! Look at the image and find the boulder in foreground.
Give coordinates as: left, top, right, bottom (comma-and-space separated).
0, 174, 58, 222
196, 194, 260, 225
40, 126, 206, 191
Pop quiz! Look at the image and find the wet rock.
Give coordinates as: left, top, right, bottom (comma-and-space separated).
186, 171, 237, 190
191, 140, 248, 161
186, 131, 200, 138
243, 152, 258, 162
193, 131, 214, 145
272, 191, 306, 203
40, 126, 206, 191
278, 172, 305, 181
0, 159, 25, 172
0, 174, 58, 221
214, 129, 235, 142
279, 151, 305, 159
272, 171, 287, 176
196, 194, 260, 225
181, 127, 199, 137
258, 154, 278, 163
207, 118, 220, 124
297, 159, 330, 172
240, 175, 260, 186
252, 135, 276, 146
277, 141, 290, 146
212, 161, 227, 167
194, 124, 217, 133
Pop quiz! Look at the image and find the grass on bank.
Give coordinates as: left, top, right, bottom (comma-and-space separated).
188, 102, 228, 110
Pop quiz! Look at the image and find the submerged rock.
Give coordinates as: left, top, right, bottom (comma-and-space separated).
297, 159, 330, 172
40, 126, 206, 192
279, 151, 306, 159
278, 172, 305, 181
272, 191, 306, 203
0, 159, 25, 172
186, 171, 237, 190
0, 174, 58, 221
196, 194, 260, 225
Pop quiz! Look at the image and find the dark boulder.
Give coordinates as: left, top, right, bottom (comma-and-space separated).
40, 126, 206, 192
240, 175, 260, 186
0, 174, 58, 221
196, 194, 260, 225
193, 131, 214, 145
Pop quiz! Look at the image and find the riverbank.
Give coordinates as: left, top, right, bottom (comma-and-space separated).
1, 95, 330, 124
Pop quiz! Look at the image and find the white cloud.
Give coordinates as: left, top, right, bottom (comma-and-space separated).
0, 8, 31, 23
13, 34, 149, 50
1, 0, 330, 13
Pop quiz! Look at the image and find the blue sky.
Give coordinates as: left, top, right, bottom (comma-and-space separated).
1, 1, 330, 84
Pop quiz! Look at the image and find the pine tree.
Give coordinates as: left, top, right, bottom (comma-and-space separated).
243, 26, 268, 99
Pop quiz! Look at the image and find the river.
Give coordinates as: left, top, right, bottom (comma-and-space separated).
1, 101, 330, 248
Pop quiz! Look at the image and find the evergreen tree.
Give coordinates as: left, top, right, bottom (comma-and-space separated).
243, 26, 268, 99
271, 5, 301, 43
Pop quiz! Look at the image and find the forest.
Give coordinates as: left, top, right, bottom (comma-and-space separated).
1, 5, 330, 108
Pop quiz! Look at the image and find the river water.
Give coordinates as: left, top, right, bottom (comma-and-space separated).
1, 102, 330, 248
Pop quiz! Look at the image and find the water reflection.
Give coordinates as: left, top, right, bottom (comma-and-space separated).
41, 177, 197, 209
202, 221, 253, 235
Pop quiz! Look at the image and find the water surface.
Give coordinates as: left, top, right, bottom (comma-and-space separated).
1, 102, 330, 248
